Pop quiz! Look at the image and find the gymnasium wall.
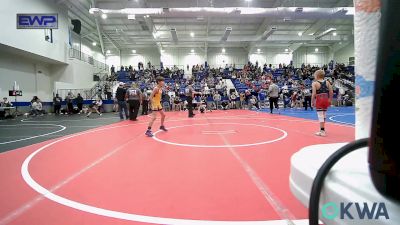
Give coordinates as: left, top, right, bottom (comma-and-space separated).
0, 51, 53, 102
0, 0, 70, 64
70, 34, 106, 63
51, 58, 97, 91
121, 48, 161, 69
207, 48, 248, 68
333, 42, 355, 64
249, 48, 292, 67
292, 46, 330, 68
104, 46, 348, 70
161, 48, 205, 70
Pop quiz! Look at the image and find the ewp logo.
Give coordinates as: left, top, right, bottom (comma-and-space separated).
321, 202, 390, 220
17, 14, 58, 29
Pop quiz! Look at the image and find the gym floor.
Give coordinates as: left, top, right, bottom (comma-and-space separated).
0, 108, 355, 225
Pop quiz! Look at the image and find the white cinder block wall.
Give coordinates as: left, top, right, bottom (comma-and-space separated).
0, 0, 69, 63
0, 0, 105, 102
0, 52, 53, 102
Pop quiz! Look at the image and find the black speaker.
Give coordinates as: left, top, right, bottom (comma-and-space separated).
369, 0, 400, 201
71, 19, 81, 34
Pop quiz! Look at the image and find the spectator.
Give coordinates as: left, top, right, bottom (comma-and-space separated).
239, 92, 246, 109
213, 92, 221, 109
111, 65, 115, 75
31, 99, 45, 116
173, 95, 181, 111
142, 90, 150, 115
87, 97, 102, 117
65, 92, 74, 115
75, 93, 84, 114
229, 92, 237, 109
301, 85, 312, 110
115, 82, 128, 120
31, 96, 39, 104
53, 94, 62, 115
1, 97, 12, 107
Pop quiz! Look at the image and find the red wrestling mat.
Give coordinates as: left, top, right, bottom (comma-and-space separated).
0, 110, 354, 225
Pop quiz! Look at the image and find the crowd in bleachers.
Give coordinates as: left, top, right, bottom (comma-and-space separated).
1, 59, 355, 120
112, 60, 355, 112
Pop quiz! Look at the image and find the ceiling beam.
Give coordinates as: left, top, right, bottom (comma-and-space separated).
289, 43, 303, 52
248, 0, 284, 53
103, 32, 120, 50
330, 41, 352, 53
304, 0, 352, 36
91, 0, 104, 54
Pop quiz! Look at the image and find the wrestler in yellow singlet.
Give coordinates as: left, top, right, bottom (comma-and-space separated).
151, 86, 163, 111
145, 76, 168, 137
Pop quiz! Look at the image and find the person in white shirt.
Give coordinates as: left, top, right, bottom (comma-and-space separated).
213, 92, 221, 109
301, 85, 313, 110
31, 99, 45, 116
1, 97, 14, 118
230, 92, 237, 109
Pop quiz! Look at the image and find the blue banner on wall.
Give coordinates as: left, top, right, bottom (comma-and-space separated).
17, 14, 58, 29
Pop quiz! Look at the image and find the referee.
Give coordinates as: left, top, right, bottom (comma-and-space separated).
268, 80, 280, 114
185, 84, 200, 118
126, 83, 142, 121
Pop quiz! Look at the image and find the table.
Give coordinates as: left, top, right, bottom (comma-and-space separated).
290, 143, 400, 225
0, 106, 16, 118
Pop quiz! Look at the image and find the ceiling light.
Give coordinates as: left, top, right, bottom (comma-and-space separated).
222, 48, 226, 53
260, 26, 276, 40
315, 48, 319, 52
191, 49, 194, 53
245, 0, 252, 1
298, 32, 303, 36
128, 14, 136, 20
170, 28, 178, 42
153, 32, 159, 39
257, 49, 261, 52
132, 50, 136, 53
283, 17, 291, 22
92, 42, 97, 46
106, 50, 111, 54
295, 7, 303, 13
101, 14, 107, 19
190, 32, 194, 37
89, 8, 97, 14
333, 32, 337, 36
285, 48, 289, 52
221, 27, 232, 42
146, 15, 150, 18
315, 28, 337, 40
